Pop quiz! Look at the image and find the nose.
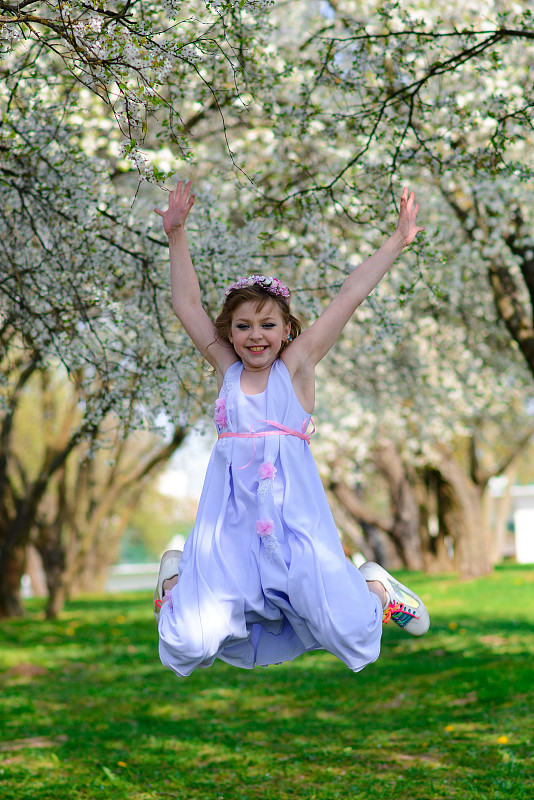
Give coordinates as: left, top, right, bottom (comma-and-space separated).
249, 327, 263, 340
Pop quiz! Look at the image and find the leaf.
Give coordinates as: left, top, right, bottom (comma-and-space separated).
102, 766, 118, 782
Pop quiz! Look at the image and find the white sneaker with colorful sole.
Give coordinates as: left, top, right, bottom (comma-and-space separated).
153, 550, 182, 623
359, 561, 430, 636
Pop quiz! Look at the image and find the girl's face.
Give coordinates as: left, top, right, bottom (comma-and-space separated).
229, 299, 291, 371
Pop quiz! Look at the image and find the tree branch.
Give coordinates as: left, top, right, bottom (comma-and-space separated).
329, 478, 394, 534
504, 209, 534, 313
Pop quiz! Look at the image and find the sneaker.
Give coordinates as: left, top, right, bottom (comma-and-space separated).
153, 550, 182, 622
359, 561, 430, 636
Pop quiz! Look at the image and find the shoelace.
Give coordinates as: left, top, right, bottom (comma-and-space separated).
383, 601, 417, 627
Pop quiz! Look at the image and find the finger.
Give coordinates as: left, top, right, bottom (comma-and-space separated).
154, 207, 163, 216
183, 180, 193, 203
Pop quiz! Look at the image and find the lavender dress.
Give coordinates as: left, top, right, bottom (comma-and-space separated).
158, 359, 382, 676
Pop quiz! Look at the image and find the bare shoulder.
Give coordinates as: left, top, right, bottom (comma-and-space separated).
281, 348, 315, 414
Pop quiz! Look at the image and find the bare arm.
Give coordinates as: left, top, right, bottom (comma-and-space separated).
155, 181, 237, 381
284, 187, 424, 374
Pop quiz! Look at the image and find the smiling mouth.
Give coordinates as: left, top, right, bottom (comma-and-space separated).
248, 346, 268, 352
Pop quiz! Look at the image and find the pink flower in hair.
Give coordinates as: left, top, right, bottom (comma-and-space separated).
225, 275, 290, 300
255, 519, 274, 537
258, 461, 277, 480
214, 397, 227, 427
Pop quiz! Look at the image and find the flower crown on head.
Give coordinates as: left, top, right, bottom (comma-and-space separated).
225, 274, 290, 300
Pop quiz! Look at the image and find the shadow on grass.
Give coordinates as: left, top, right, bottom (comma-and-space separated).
1, 566, 533, 800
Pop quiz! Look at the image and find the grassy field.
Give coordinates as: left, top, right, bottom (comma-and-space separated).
1, 564, 533, 800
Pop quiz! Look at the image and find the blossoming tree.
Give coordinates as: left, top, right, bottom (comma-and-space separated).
3, 0, 534, 611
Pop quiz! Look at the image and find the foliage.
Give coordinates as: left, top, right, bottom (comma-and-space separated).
3, 0, 534, 601
0, 0, 272, 175
121, 487, 195, 562
0, 90, 198, 427
0, 0, 271, 614
0, 359, 189, 616
3, 0, 534, 426
1, 564, 533, 799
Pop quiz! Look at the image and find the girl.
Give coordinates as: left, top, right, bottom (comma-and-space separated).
153, 180, 428, 678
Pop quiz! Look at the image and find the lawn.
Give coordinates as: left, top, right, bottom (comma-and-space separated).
1, 564, 533, 800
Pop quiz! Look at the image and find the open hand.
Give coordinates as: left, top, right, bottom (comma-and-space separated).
396, 187, 424, 246
154, 180, 195, 235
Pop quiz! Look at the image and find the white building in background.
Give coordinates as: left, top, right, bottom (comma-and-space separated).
512, 485, 534, 564
489, 477, 534, 565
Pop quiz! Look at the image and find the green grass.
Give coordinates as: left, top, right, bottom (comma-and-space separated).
1, 563, 533, 800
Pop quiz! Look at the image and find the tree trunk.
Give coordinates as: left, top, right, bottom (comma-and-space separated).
31, 425, 189, 616
326, 489, 375, 562
329, 439, 423, 570
416, 468, 456, 573
35, 521, 68, 619
329, 476, 416, 570
372, 441, 424, 570
25, 545, 48, 597
76, 493, 139, 594
0, 428, 90, 617
0, 542, 26, 617
360, 522, 404, 570
434, 450, 492, 578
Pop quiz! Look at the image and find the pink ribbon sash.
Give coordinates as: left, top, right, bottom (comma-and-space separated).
218, 418, 315, 469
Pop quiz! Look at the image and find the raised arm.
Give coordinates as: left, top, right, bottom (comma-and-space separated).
284, 187, 424, 373
155, 181, 236, 379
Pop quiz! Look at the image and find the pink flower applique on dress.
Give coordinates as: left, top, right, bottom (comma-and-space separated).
214, 397, 227, 428
255, 519, 274, 537
258, 461, 277, 480
255, 519, 280, 560
258, 460, 277, 503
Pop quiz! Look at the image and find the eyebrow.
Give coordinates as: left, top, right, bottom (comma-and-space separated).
233, 315, 279, 323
